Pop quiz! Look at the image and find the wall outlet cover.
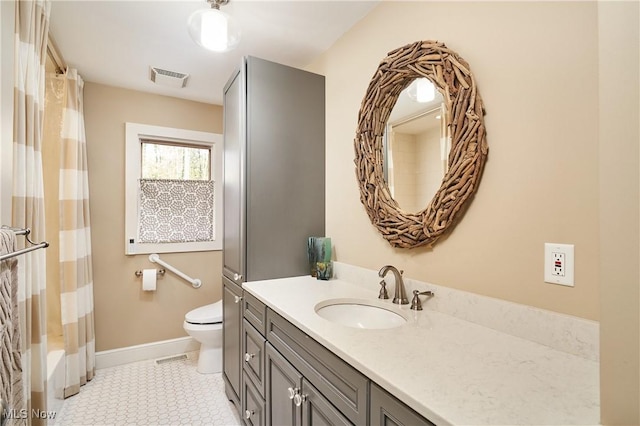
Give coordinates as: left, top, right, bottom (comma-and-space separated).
544, 243, 575, 286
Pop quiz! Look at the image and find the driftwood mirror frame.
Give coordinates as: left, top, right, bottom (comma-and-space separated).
355, 40, 488, 249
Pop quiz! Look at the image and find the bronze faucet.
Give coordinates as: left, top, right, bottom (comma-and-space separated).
378, 265, 409, 305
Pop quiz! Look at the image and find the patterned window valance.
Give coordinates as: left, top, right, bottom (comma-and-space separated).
139, 179, 214, 243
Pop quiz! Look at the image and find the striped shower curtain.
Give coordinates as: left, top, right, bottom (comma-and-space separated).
57, 69, 96, 397
12, 0, 51, 424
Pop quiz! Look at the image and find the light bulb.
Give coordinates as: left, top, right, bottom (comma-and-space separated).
201, 9, 227, 51
407, 78, 436, 103
416, 79, 435, 103
188, 7, 240, 52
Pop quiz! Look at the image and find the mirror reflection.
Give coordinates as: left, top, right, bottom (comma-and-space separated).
383, 79, 449, 213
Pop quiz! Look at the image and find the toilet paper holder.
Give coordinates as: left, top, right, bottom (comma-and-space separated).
135, 269, 165, 278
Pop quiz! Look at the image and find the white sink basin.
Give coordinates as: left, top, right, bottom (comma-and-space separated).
315, 298, 408, 329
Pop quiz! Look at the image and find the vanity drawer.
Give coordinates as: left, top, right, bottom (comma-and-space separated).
266, 309, 369, 425
244, 291, 267, 336
243, 319, 266, 397
242, 371, 266, 426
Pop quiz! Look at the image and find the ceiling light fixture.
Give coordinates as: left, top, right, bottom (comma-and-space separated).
188, 0, 240, 52
406, 78, 436, 103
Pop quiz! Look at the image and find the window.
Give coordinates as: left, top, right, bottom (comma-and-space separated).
141, 141, 210, 180
125, 123, 223, 254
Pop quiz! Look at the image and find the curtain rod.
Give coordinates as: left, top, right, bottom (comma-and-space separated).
47, 33, 66, 74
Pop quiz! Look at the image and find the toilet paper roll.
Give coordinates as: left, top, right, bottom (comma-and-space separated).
142, 269, 157, 291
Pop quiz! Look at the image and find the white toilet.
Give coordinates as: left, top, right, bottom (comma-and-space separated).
183, 300, 223, 374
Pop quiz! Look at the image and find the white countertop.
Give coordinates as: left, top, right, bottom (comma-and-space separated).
243, 276, 600, 426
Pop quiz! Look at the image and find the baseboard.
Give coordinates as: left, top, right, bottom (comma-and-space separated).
95, 336, 199, 370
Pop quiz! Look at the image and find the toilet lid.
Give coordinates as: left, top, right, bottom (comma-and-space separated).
185, 300, 223, 324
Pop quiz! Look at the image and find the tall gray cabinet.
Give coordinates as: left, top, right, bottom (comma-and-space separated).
221, 56, 325, 413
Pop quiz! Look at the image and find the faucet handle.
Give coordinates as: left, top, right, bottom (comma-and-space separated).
410, 289, 435, 311
378, 280, 389, 300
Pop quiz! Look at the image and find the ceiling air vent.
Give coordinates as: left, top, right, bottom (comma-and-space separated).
150, 67, 189, 88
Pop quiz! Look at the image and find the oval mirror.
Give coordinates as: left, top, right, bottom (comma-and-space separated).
355, 41, 488, 248
384, 80, 447, 213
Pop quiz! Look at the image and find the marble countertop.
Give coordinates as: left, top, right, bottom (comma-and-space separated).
243, 276, 600, 426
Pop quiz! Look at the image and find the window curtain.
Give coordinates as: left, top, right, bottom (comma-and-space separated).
138, 179, 214, 243
12, 0, 51, 424
55, 69, 96, 397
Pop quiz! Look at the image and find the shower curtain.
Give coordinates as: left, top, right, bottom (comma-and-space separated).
13, 0, 51, 424
55, 69, 96, 397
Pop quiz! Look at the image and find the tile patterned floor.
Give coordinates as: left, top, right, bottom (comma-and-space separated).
53, 353, 241, 426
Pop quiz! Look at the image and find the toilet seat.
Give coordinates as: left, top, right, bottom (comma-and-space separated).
185, 300, 222, 325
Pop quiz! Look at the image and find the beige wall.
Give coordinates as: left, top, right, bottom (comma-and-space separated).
83, 82, 223, 352
598, 2, 640, 424
309, 1, 600, 320
309, 1, 639, 423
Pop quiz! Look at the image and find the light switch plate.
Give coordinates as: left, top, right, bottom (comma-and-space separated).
544, 243, 574, 286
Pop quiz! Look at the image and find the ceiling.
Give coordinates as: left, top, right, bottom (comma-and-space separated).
49, 0, 379, 106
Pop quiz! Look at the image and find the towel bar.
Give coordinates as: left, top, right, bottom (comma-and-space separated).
0, 226, 49, 261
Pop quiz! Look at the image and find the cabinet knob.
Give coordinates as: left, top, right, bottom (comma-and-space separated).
287, 387, 297, 400
234, 273, 243, 281
244, 352, 255, 362
293, 393, 308, 407
244, 409, 254, 419
234, 295, 243, 304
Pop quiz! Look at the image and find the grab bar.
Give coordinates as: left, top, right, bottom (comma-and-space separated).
148, 254, 201, 288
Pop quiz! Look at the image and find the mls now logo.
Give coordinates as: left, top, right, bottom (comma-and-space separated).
3, 409, 57, 420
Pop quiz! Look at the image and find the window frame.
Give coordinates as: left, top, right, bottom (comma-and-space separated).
125, 122, 223, 255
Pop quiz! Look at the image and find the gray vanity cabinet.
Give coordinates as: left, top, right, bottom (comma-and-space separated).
237, 300, 435, 426
222, 54, 325, 417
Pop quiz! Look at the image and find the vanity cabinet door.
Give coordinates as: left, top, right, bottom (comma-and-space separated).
223, 276, 243, 409
265, 343, 302, 426
370, 383, 434, 426
300, 378, 351, 426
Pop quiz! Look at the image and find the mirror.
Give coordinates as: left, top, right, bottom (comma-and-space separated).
355, 41, 488, 249
384, 83, 447, 213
